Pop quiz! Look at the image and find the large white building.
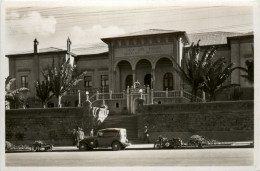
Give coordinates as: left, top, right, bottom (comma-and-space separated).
6, 29, 254, 113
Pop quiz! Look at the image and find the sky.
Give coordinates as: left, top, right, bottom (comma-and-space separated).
2, 2, 255, 76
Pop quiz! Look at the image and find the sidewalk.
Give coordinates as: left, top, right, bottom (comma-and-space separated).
53, 142, 253, 151
53, 144, 155, 151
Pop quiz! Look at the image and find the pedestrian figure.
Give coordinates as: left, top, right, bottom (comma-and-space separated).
76, 127, 81, 147
90, 128, 94, 136
143, 125, 150, 143
72, 129, 77, 146
79, 128, 85, 140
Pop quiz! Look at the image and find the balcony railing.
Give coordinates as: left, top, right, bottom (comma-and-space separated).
67, 87, 204, 104
153, 90, 203, 102
67, 87, 109, 95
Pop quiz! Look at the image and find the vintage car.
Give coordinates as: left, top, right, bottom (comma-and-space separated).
154, 136, 182, 149
78, 128, 130, 151
31, 140, 53, 152
187, 135, 207, 148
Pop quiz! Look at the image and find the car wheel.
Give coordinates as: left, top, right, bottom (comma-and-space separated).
31, 145, 37, 152
46, 145, 53, 152
112, 141, 121, 151
164, 142, 171, 148
154, 142, 161, 149
79, 142, 87, 151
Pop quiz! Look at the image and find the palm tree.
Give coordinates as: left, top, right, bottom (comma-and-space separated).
173, 41, 205, 102
43, 58, 86, 107
200, 55, 239, 101
35, 78, 53, 108
5, 76, 29, 109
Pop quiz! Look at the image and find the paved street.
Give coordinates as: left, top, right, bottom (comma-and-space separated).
6, 146, 253, 167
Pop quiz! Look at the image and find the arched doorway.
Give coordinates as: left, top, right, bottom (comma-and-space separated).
155, 57, 174, 91
116, 60, 132, 91
163, 72, 173, 90
136, 59, 152, 87
125, 75, 133, 89
144, 74, 151, 87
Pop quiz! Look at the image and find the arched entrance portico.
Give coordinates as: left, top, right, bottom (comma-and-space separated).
125, 75, 133, 89
135, 59, 152, 88
115, 60, 132, 91
163, 72, 173, 90
155, 57, 177, 91
144, 74, 152, 88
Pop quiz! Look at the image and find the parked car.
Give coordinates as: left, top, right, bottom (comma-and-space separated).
78, 128, 130, 151
31, 140, 53, 152
187, 135, 207, 148
154, 135, 182, 149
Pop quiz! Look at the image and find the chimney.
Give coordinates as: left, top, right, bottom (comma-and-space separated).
67, 37, 72, 52
34, 38, 39, 53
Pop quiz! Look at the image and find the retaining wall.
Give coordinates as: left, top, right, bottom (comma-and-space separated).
137, 101, 254, 142
5, 107, 93, 146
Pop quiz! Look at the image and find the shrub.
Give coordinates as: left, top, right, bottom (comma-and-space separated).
5, 141, 13, 150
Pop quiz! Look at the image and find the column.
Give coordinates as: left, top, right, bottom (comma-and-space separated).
132, 69, 136, 85
151, 69, 155, 90
113, 70, 117, 91
108, 42, 114, 92
126, 86, 130, 112
78, 90, 81, 107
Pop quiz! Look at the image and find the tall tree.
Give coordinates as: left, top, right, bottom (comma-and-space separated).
200, 51, 239, 101
173, 41, 204, 102
43, 58, 85, 107
5, 76, 29, 109
34, 77, 53, 108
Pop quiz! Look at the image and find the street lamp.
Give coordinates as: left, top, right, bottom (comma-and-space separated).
86, 91, 89, 101
139, 89, 143, 99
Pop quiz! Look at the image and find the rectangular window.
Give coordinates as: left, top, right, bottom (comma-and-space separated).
101, 75, 109, 92
103, 131, 118, 137
21, 75, 28, 88
84, 76, 92, 88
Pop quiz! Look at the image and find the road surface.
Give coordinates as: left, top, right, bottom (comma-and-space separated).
6, 147, 253, 167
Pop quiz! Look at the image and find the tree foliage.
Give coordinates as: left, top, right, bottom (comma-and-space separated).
240, 60, 254, 84
173, 41, 205, 102
42, 58, 86, 107
238, 45, 254, 84
174, 41, 239, 101
200, 49, 239, 101
5, 76, 29, 109
34, 78, 53, 108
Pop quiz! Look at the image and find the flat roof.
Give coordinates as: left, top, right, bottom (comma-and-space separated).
186, 31, 244, 46
101, 29, 190, 44
72, 43, 108, 56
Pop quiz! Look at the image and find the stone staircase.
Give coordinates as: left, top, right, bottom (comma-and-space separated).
98, 114, 138, 139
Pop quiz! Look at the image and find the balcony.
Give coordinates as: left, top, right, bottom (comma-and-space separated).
67, 87, 109, 95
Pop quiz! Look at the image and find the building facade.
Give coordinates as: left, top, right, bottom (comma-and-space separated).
6, 29, 254, 112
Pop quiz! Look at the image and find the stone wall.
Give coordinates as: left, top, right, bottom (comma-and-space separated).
137, 101, 254, 142
92, 99, 127, 114
6, 101, 254, 146
6, 107, 93, 146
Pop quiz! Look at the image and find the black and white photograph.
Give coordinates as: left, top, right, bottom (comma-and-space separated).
1, 1, 259, 171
